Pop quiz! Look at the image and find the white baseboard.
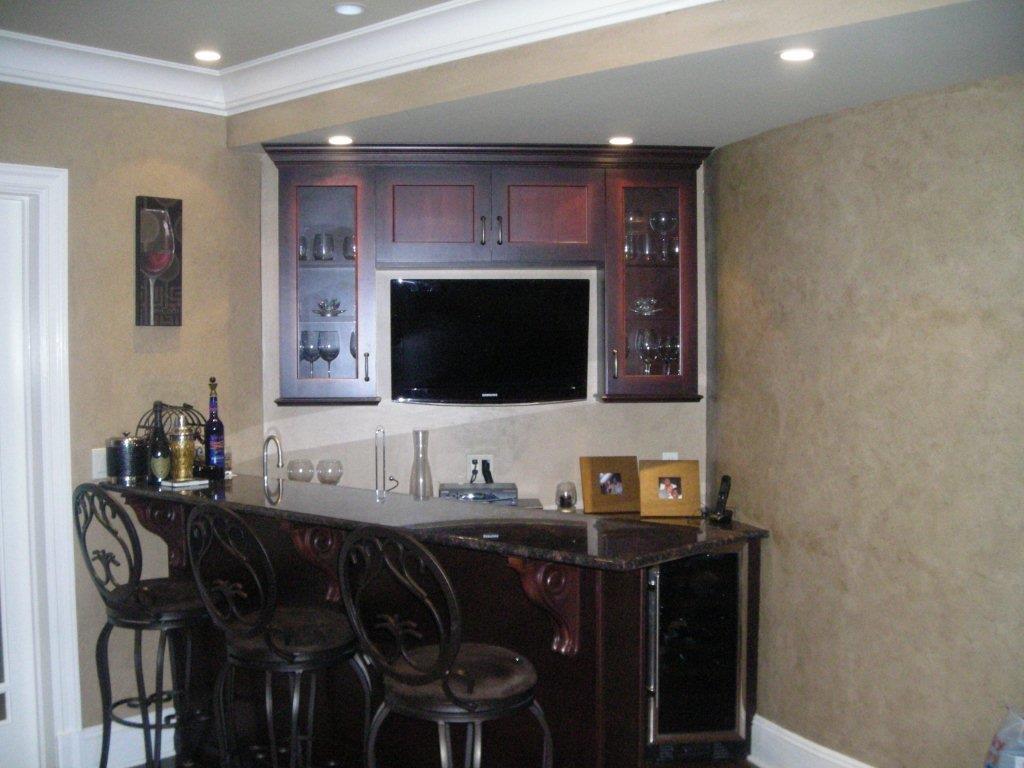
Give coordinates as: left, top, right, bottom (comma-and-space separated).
59, 712, 176, 768
750, 715, 876, 768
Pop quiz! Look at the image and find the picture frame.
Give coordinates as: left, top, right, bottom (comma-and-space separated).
135, 196, 183, 326
639, 459, 701, 517
579, 456, 640, 514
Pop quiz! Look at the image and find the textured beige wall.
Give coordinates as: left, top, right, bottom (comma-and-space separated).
259, 156, 710, 509
707, 74, 1024, 767
0, 82, 263, 725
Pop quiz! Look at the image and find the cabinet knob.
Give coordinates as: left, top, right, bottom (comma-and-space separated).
480, 216, 487, 246
496, 215, 503, 245
612, 348, 619, 379
363, 352, 370, 382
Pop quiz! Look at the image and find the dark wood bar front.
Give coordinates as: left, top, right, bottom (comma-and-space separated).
103, 477, 766, 768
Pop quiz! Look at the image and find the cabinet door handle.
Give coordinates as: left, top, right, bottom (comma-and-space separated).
496, 215, 503, 245
480, 216, 487, 245
363, 352, 370, 382
612, 348, 619, 379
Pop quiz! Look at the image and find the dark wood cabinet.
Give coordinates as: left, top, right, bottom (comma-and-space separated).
601, 168, 700, 401
275, 163, 380, 405
490, 166, 604, 264
375, 164, 490, 265
267, 146, 708, 404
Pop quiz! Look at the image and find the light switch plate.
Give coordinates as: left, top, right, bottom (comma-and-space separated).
91, 447, 107, 479
661, 451, 679, 460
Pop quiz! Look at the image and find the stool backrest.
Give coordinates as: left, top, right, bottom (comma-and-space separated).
73, 483, 143, 609
339, 525, 461, 689
187, 503, 277, 641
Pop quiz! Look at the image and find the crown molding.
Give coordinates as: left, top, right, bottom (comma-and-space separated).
0, 0, 719, 118
0, 30, 225, 114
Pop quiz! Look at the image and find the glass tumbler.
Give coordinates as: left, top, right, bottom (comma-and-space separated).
555, 481, 578, 512
287, 459, 315, 482
316, 459, 344, 485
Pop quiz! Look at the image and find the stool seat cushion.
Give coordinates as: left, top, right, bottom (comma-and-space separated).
226, 606, 356, 667
387, 643, 537, 718
107, 577, 206, 623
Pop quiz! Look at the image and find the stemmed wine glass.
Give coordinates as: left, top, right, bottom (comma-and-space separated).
661, 335, 680, 375
299, 330, 319, 377
649, 211, 678, 263
317, 331, 340, 378
139, 207, 175, 325
636, 329, 661, 375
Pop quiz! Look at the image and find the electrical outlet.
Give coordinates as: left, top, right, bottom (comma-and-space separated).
466, 454, 494, 482
91, 447, 107, 479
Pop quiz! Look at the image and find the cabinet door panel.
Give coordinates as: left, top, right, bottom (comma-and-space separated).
602, 169, 699, 400
376, 165, 490, 265
492, 167, 604, 263
278, 164, 378, 403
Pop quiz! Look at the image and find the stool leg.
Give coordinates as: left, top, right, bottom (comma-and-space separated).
153, 628, 168, 765
213, 664, 230, 768
349, 653, 373, 748
464, 721, 482, 768
365, 702, 390, 768
96, 623, 114, 768
437, 722, 454, 768
169, 626, 196, 763
528, 701, 553, 768
288, 672, 302, 768
133, 629, 155, 767
265, 671, 279, 768
304, 672, 318, 768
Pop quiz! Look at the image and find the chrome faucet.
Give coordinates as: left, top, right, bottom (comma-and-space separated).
263, 434, 283, 479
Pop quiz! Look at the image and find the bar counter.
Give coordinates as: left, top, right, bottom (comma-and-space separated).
102, 476, 767, 768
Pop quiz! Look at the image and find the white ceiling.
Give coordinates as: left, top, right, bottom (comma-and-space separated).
282, 0, 1024, 147
0, 0, 442, 67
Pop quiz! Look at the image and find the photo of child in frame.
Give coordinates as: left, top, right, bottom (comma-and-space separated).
598, 472, 624, 495
658, 476, 682, 500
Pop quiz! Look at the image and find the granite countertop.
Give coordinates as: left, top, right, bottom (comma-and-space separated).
102, 474, 767, 572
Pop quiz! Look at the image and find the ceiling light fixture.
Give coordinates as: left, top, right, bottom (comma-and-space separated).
779, 47, 815, 62
334, 3, 365, 15
328, 135, 354, 146
609, 136, 634, 146
193, 49, 221, 63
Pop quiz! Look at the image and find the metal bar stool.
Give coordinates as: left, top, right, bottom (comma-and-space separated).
186, 503, 373, 768
73, 483, 209, 768
338, 525, 553, 768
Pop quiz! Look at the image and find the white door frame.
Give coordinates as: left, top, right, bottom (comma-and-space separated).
0, 163, 79, 767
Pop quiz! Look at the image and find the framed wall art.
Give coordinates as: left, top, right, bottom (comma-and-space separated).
579, 455, 640, 513
135, 196, 182, 326
639, 459, 701, 517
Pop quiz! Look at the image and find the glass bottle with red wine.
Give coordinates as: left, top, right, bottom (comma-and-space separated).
203, 376, 226, 480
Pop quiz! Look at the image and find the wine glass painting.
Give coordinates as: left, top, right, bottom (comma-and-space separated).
135, 197, 182, 326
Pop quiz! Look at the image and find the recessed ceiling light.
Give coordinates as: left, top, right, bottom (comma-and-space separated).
779, 47, 815, 62
609, 136, 634, 146
334, 3, 365, 14
193, 49, 221, 63
328, 135, 354, 146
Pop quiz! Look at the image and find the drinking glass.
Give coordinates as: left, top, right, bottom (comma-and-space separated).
313, 233, 335, 261
649, 211, 678, 263
661, 335, 680, 375
637, 329, 661, 375
287, 459, 315, 482
555, 481, 578, 512
316, 459, 344, 485
138, 207, 175, 325
298, 236, 308, 261
299, 331, 319, 377
317, 331, 341, 378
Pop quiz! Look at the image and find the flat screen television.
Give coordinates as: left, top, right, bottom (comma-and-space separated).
390, 278, 589, 404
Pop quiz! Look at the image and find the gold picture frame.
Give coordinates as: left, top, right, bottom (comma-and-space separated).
639, 459, 701, 517
579, 456, 641, 514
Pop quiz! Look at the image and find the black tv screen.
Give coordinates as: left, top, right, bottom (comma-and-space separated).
390, 278, 589, 404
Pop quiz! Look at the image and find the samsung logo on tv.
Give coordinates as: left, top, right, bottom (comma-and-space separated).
481, 393, 498, 398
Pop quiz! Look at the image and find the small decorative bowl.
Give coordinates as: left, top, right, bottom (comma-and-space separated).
314, 298, 345, 317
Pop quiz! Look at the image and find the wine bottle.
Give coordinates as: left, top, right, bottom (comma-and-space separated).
204, 376, 226, 480
148, 402, 171, 483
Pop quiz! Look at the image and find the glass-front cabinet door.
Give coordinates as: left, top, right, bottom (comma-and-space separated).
602, 169, 699, 400
277, 165, 379, 404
